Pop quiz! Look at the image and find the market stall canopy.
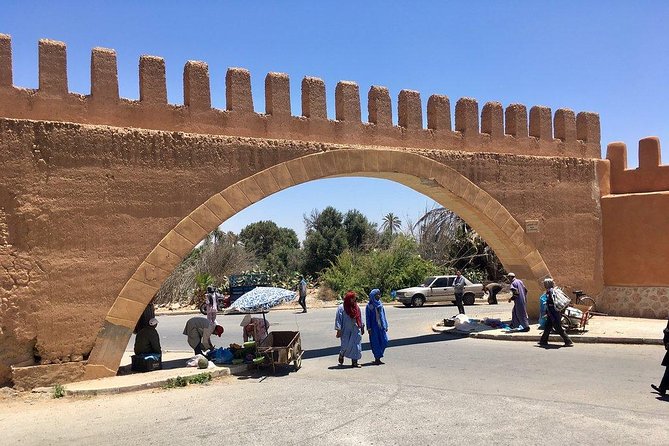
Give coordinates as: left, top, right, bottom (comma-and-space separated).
226, 287, 297, 314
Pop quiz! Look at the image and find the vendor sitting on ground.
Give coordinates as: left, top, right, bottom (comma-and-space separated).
183, 316, 224, 355
241, 314, 270, 342
134, 317, 162, 357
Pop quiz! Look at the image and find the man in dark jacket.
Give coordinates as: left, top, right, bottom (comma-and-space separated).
651, 318, 669, 396
134, 317, 162, 356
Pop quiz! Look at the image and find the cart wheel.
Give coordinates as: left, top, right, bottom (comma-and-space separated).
293, 345, 302, 371
560, 315, 571, 331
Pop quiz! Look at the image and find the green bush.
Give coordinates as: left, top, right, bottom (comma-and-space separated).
320, 235, 440, 300
164, 372, 212, 389
52, 384, 65, 399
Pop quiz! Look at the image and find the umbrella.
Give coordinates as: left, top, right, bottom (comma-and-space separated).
226, 287, 297, 314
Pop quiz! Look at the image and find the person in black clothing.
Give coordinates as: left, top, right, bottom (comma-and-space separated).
651, 318, 669, 396
538, 278, 573, 347
485, 282, 502, 305
452, 270, 466, 315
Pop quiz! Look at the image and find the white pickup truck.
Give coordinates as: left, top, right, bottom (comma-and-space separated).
396, 275, 485, 307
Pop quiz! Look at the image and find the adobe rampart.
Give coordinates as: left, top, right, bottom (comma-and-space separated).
0, 35, 600, 158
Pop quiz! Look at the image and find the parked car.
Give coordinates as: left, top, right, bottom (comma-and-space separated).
396, 275, 485, 307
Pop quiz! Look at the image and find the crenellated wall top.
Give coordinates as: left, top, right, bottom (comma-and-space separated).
0, 34, 600, 158
606, 137, 669, 194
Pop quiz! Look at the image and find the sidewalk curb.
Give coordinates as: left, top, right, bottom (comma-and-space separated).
431, 324, 663, 345
33, 364, 249, 397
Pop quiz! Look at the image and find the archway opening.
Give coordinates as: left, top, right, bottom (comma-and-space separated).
84, 149, 550, 379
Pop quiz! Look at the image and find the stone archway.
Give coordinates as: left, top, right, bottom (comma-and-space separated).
84, 149, 550, 379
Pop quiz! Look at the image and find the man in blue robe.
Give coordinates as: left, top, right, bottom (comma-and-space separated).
365, 289, 389, 365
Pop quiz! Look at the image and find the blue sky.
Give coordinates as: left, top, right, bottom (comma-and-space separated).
2, 1, 667, 240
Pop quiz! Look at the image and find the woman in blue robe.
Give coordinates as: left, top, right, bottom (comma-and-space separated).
335, 291, 364, 368
365, 288, 389, 365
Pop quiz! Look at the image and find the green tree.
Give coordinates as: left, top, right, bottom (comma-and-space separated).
343, 209, 377, 251
381, 212, 402, 235
239, 221, 300, 279
303, 206, 348, 276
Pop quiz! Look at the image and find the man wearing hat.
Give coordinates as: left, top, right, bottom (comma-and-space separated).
241, 314, 270, 342
507, 272, 530, 331
183, 316, 224, 355
134, 317, 162, 357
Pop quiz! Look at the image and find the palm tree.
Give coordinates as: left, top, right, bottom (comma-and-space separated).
381, 212, 402, 235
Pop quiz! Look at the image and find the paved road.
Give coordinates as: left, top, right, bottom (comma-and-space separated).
130, 300, 513, 354
2, 303, 668, 445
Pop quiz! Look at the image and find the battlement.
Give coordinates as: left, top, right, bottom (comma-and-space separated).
606, 137, 669, 194
0, 35, 600, 157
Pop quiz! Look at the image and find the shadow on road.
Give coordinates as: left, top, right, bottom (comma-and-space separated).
302, 332, 468, 361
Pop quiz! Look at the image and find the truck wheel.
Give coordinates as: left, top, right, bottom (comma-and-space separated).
411, 296, 425, 307
463, 293, 475, 306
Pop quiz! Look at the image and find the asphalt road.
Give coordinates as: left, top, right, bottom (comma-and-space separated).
2, 303, 668, 445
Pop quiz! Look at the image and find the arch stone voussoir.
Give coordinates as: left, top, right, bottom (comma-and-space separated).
235, 177, 265, 204
269, 163, 296, 190
145, 244, 184, 271
108, 296, 151, 323
158, 230, 194, 258
251, 169, 281, 196
131, 261, 172, 288
174, 216, 208, 245
204, 194, 235, 220
298, 154, 324, 180
221, 183, 253, 211
189, 205, 223, 233
284, 157, 313, 184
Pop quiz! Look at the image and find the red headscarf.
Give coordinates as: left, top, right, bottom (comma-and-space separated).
344, 291, 363, 328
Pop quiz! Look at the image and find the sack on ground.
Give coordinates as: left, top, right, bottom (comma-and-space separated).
552, 287, 571, 311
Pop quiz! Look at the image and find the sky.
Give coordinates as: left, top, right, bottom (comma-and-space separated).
1, 1, 667, 240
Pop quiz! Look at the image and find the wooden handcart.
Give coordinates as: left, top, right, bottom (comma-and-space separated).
257, 331, 303, 373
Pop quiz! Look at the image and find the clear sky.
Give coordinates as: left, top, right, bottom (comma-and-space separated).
2, 1, 667, 240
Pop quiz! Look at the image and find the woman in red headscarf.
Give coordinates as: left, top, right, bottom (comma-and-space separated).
335, 291, 365, 368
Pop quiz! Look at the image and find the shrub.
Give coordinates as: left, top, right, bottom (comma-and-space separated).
320, 235, 440, 300
52, 384, 65, 399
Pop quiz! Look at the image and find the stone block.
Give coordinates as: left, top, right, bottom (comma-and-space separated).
251, 170, 281, 196
221, 184, 252, 211
131, 261, 171, 288
108, 296, 149, 322
158, 230, 193, 258
118, 278, 158, 303
284, 157, 311, 184
236, 177, 265, 203
173, 217, 208, 245
144, 244, 183, 271
269, 163, 296, 190
188, 205, 222, 233
12, 362, 86, 391
204, 194, 236, 221
299, 154, 325, 180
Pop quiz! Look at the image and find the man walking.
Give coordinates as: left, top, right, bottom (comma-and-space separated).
453, 270, 466, 315
507, 272, 530, 331
298, 276, 307, 313
539, 277, 573, 347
